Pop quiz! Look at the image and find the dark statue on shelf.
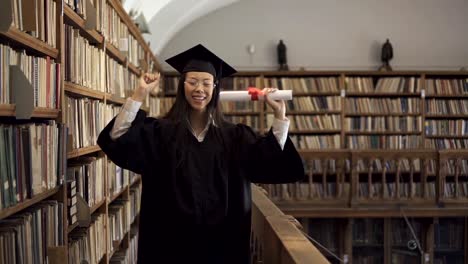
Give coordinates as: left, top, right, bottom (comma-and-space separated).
379, 38, 393, 71
277, 40, 289, 71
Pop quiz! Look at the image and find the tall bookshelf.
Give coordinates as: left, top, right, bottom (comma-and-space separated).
159, 71, 468, 264
0, 0, 158, 263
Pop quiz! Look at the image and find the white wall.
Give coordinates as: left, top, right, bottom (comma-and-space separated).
158, 0, 468, 71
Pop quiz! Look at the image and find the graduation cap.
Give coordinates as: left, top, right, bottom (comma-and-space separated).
165, 44, 237, 81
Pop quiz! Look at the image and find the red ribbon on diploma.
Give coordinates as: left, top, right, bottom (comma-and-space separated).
247, 87, 264, 101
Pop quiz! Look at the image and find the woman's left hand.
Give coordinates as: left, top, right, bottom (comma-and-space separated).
263, 88, 286, 120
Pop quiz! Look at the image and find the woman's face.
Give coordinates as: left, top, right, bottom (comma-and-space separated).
184, 71, 215, 113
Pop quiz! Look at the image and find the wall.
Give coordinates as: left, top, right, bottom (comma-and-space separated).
158, 0, 468, 71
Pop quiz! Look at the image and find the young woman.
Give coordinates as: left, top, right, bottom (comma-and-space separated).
98, 44, 304, 264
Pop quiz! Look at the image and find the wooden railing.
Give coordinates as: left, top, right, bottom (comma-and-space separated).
260, 150, 468, 218
251, 185, 329, 264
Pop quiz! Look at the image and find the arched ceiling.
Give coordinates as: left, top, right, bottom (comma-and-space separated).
124, 0, 239, 55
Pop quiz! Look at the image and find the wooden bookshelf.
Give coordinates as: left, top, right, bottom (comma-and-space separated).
0, 105, 60, 118
106, 94, 127, 105
128, 62, 140, 75
346, 92, 421, 97
0, 186, 61, 220
0, 26, 59, 58
345, 131, 422, 135
64, 82, 106, 100
63, 5, 104, 44
106, 42, 126, 64
345, 112, 420, 117
67, 145, 102, 159
109, 186, 129, 204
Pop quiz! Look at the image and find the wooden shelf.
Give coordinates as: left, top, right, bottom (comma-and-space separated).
0, 26, 59, 59
0, 104, 15, 116
67, 145, 101, 159
0, 186, 61, 220
130, 175, 142, 187
128, 62, 140, 75
224, 111, 261, 115
294, 91, 341, 96
0, 104, 60, 118
109, 230, 129, 259
64, 82, 105, 100
426, 135, 468, 139
63, 5, 104, 44
346, 131, 422, 135
106, 42, 126, 64
288, 129, 342, 134
345, 112, 420, 117
67, 221, 79, 234
91, 199, 107, 214
107, 0, 148, 52
346, 92, 421, 97
426, 114, 468, 119
277, 204, 468, 218
269, 110, 341, 115
109, 186, 128, 204
425, 94, 468, 98
106, 94, 126, 105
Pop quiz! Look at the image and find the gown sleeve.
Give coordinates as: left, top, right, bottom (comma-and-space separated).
236, 124, 305, 184
97, 109, 157, 174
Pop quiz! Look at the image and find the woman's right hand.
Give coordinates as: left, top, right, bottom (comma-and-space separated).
132, 72, 160, 102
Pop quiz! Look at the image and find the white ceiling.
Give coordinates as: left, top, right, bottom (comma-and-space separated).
124, 0, 239, 55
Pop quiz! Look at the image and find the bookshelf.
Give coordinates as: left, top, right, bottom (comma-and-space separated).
0, 0, 156, 262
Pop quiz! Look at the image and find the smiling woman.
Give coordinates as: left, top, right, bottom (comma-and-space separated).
97, 44, 305, 264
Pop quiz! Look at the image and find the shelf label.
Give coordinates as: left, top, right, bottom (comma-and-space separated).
340, 89, 346, 98
421, 89, 425, 98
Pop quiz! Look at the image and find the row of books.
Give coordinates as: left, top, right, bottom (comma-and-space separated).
107, 161, 130, 198
347, 135, 421, 149
64, 24, 106, 92
426, 139, 468, 149
425, 119, 468, 135
426, 99, 468, 115
0, 201, 64, 263
106, 56, 127, 97
224, 116, 259, 129
11, 0, 57, 47
108, 199, 131, 254
127, 33, 145, 67
352, 219, 384, 244
103, 1, 128, 50
0, 44, 60, 107
358, 182, 436, 199
263, 77, 340, 93
352, 255, 383, 264
220, 101, 261, 112
66, 97, 107, 149
288, 97, 341, 111
345, 77, 422, 93
68, 214, 106, 264
0, 122, 67, 210
158, 97, 176, 116
346, 116, 421, 132
443, 160, 468, 175
288, 115, 341, 130
443, 182, 468, 198
346, 98, 420, 114
425, 79, 468, 95
130, 186, 141, 224
110, 230, 139, 264
291, 135, 341, 149
67, 156, 106, 208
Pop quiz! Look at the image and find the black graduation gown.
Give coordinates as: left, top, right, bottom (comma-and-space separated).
97, 110, 305, 264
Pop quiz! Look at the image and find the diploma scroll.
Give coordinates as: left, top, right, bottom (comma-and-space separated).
219, 88, 293, 101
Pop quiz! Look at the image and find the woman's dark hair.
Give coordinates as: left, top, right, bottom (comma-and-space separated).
163, 73, 226, 126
